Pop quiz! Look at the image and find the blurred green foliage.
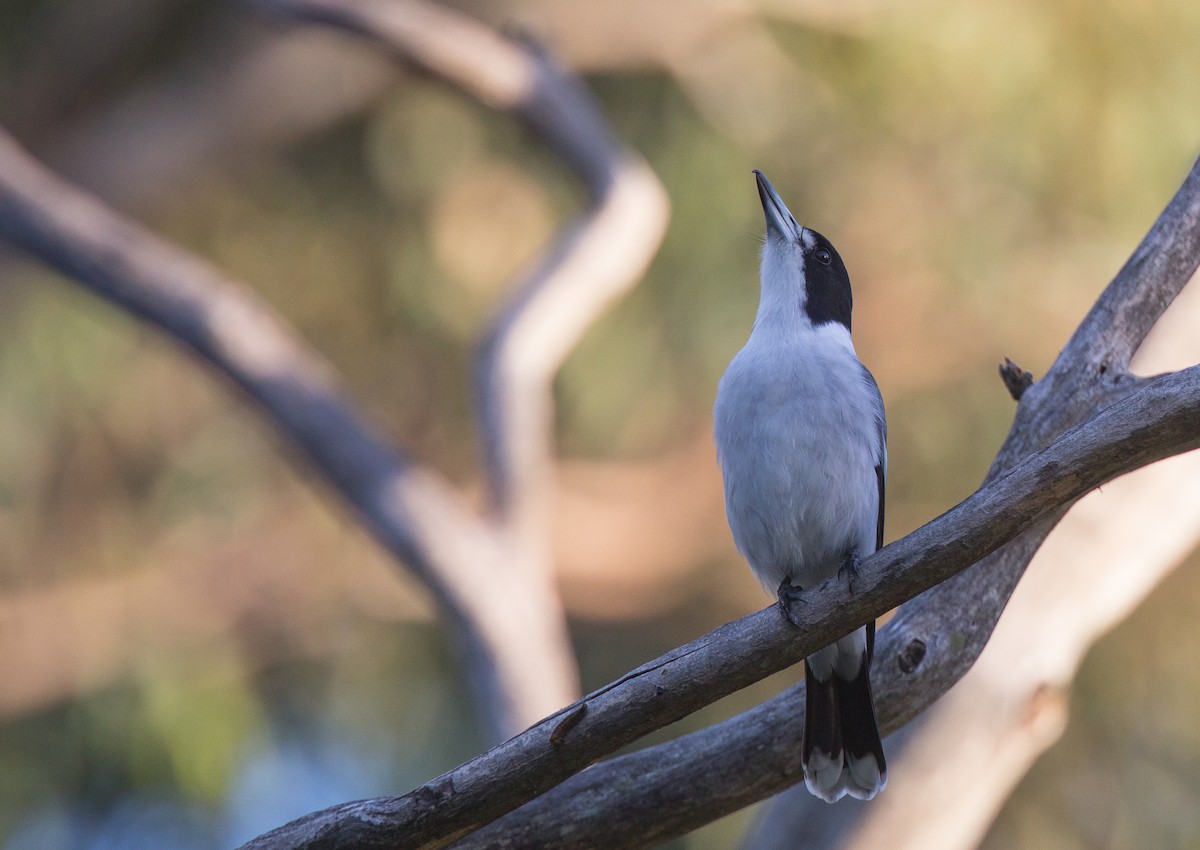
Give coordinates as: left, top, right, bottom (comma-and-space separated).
0, 0, 1198, 847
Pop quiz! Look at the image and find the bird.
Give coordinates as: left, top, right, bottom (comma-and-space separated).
713, 170, 887, 803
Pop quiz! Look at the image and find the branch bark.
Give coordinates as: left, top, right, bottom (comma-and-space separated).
744, 281, 1200, 850
450, 371, 1200, 850
5, 0, 1197, 845
233, 153, 1200, 850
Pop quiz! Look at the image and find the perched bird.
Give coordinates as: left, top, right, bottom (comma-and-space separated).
713, 170, 887, 802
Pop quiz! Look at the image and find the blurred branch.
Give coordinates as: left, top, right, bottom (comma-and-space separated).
0, 434, 727, 718
0, 438, 725, 717
257, 0, 670, 734
235, 155, 1200, 850
0, 125, 516, 717
261, 0, 670, 591
0, 0, 670, 743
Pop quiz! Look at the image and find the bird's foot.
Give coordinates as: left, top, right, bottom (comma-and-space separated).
839, 551, 863, 594
777, 580, 809, 629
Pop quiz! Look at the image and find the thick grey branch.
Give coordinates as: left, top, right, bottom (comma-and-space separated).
234, 154, 1200, 850
1056, 155, 1200, 377
240, 361, 1200, 850
995, 156, 1200, 468
450, 369, 1200, 850
742, 152, 1200, 850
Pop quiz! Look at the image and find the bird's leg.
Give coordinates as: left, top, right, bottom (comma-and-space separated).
839, 549, 863, 594
777, 579, 809, 629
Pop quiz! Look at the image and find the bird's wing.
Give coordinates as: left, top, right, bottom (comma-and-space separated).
858, 363, 887, 552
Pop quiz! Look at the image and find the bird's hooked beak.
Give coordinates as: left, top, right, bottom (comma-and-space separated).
754, 170, 800, 242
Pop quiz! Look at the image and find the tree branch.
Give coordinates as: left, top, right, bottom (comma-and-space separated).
452, 368, 1200, 850
1, 0, 671, 743
233, 154, 1200, 850
993, 151, 1200, 468
0, 126, 514, 696
0, 118, 551, 740
7, 0, 1196, 842
744, 282, 1200, 850
237, 364, 1200, 847
257, 0, 671, 736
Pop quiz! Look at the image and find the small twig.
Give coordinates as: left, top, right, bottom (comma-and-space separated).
549, 703, 588, 747
998, 357, 1034, 400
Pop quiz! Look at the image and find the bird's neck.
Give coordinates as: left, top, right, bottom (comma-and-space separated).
752, 288, 854, 354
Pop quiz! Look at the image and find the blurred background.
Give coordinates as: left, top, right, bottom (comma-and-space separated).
1, 0, 1199, 847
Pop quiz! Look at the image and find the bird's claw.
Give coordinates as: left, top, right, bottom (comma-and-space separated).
839, 551, 863, 594
777, 580, 808, 629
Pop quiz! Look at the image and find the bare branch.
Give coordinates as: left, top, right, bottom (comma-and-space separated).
0, 119, 533, 738
232, 155, 1200, 850
993, 155, 1200, 470
746, 281, 1200, 850
258, 0, 670, 733
2, 0, 671, 742
732, 153, 1200, 850
869, 154, 1200, 740
1055, 157, 1200, 376
240, 359, 1200, 850
45, 28, 398, 206
264, 0, 670, 537
8, 0, 1194, 842
455, 369, 1200, 849
849, 458, 1200, 850
0, 125, 508, 667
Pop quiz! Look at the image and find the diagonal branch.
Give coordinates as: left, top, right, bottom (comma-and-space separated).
0, 125, 503, 660
239, 362, 1200, 847
1, 0, 671, 743
1053, 155, 1200, 376
448, 166, 1200, 850
243, 361, 1200, 850
755, 177, 1200, 850
233, 154, 1200, 850
0, 128, 463, 582
993, 154, 1200, 471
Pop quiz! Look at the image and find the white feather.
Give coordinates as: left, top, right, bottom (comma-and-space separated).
714, 319, 883, 594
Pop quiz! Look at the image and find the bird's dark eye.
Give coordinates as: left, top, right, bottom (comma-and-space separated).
813, 247, 832, 266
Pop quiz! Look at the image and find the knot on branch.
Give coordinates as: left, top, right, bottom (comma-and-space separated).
897, 638, 927, 674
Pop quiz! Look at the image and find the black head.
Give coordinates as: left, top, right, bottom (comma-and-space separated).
798, 227, 853, 331
754, 170, 853, 331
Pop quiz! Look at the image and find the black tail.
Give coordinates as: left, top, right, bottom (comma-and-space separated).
802, 649, 887, 802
